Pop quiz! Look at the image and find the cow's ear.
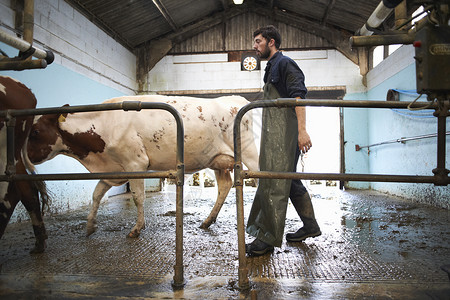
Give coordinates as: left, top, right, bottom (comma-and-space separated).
58, 114, 67, 123
58, 104, 70, 123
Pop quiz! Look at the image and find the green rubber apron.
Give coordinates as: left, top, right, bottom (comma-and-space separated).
246, 82, 298, 247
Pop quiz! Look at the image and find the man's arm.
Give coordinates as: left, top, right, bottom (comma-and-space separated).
295, 105, 312, 154
284, 59, 311, 153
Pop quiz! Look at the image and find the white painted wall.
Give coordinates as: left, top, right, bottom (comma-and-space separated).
148, 49, 364, 95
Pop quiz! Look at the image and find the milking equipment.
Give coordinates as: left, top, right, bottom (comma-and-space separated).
350, 0, 450, 186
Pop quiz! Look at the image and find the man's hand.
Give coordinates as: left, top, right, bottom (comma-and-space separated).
295, 105, 312, 153
298, 131, 312, 154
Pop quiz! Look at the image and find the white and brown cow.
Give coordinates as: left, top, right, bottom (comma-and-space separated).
0, 76, 49, 253
27, 95, 258, 238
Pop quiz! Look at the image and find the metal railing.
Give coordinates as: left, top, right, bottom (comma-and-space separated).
0, 101, 186, 287
233, 98, 448, 289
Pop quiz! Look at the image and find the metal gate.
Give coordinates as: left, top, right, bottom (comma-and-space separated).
233, 98, 449, 289
0, 101, 186, 287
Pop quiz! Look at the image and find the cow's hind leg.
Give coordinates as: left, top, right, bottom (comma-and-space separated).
86, 180, 111, 237
0, 185, 20, 241
200, 169, 232, 229
15, 161, 48, 254
21, 183, 48, 254
127, 179, 145, 238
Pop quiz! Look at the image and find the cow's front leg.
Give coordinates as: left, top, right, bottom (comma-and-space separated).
127, 179, 145, 238
200, 169, 232, 229
87, 180, 111, 236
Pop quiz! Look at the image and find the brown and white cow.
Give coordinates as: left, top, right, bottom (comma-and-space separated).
27, 95, 258, 238
0, 76, 49, 253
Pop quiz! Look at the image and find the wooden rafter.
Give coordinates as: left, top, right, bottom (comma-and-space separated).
321, 0, 336, 25
152, 0, 178, 31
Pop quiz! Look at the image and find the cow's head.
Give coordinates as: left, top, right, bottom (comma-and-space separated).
27, 111, 68, 164
27, 105, 107, 164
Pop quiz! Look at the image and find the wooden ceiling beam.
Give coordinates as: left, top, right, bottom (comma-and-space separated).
152, 0, 178, 31
161, 4, 247, 44
321, 0, 336, 26
252, 5, 358, 65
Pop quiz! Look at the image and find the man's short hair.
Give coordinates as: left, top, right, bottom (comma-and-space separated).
253, 25, 281, 49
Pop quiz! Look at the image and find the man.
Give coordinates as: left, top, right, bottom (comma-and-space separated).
246, 25, 321, 256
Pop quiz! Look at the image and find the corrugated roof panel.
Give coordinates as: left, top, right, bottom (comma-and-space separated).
163, 0, 222, 27
279, 0, 328, 22
66, 0, 386, 50
326, 0, 381, 32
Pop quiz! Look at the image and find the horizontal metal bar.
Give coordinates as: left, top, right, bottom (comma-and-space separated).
0, 58, 48, 70
245, 171, 445, 185
350, 33, 415, 47
0, 101, 169, 117
0, 170, 174, 182
356, 131, 450, 151
274, 99, 437, 109
0, 99, 438, 120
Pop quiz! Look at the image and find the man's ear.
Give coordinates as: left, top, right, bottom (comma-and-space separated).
268, 38, 275, 47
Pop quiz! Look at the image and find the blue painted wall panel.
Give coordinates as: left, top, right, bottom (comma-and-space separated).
1, 42, 126, 219
344, 61, 449, 208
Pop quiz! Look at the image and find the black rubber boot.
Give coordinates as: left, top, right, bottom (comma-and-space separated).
245, 239, 274, 256
286, 192, 321, 242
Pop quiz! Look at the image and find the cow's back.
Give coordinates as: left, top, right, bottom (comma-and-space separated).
0, 76, 37, 158
1, 76, 37, 182
62, 95, 254, 173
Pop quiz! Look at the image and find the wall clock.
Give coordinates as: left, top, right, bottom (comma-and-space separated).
241, 53, 260, 71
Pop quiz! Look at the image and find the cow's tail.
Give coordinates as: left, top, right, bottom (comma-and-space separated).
21, 140, 52, 215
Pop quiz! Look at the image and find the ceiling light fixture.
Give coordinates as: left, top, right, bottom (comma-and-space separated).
233, 0, 244, 4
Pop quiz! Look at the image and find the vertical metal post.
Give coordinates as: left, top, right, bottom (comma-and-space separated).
339, 107, 345, 190
5, 111, 16, 176
171, 107, 185, 289
23, 0, 34, 45
394, 0, 407, 29
235, 162, 249, 289
233, 105, 252, 289
172, 168, 185, 287
433, 100, 450, 185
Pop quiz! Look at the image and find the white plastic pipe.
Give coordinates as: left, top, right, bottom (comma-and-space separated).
359, 1, 395, 36
0, 28, 54, 63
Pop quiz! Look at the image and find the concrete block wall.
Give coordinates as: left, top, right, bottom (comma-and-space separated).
149, 53, 263, 92
1, 0, 137, 222
1, 0, 137, 94
148, 49, 364, 94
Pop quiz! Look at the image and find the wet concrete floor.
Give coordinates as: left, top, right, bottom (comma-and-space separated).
0, 183, 449, 299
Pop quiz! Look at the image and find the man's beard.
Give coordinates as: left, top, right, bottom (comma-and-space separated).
257, 44, 271, 59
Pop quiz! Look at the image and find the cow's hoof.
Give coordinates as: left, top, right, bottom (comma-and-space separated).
199, 222, 210, 229
86, 226, 97, 237
199, 218, 215, 229
127, 231, 140, 238
86, 220, 97, 237
30, 241, 46, 254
